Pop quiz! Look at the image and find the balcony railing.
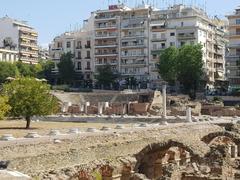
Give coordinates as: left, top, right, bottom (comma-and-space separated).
76, 46, 82, 49
85, 45, 91, 49
95, 25, 117, 29
95, 43, 118, 47
121, 43, 145, 48
122, 24, 145, 29
122, 34, 145, 38
95, 52, 118, 56
177, 33, 195, 39
95, 34, 118, 38
121, 53, 146, 57
20, 34, 37, 40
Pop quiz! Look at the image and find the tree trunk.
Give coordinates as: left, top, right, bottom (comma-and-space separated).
25, 116, 31, 129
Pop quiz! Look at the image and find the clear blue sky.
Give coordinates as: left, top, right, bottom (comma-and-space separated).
1, 0, 239, 47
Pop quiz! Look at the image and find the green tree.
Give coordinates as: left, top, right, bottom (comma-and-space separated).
16, 61, 34, 77
2, 77, 59, 129
0, 96, 11, 120
0, 62, 19, 84
95, 64, 118, 88
38, 60, 54, 80
57, 52, 75, 84
157, 44, 203, 99
177, 44, 203, 98
157, 47, 178, 84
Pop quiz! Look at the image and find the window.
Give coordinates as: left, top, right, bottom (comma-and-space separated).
236, 19, 240, 24
181, 22, 184, 27
86, 62, 91, 69
161, 43, 166, 49
170, 42, 175, 46
86, 51, 91, 58
77, 51, 81, 59
77, 62, 81, 70
170, 32, 175, 36
180, 41, 185, 46
77, 41, 81, 48
66, 41, 71, 48
153, 44, 157, 50
57, 42, 62, 48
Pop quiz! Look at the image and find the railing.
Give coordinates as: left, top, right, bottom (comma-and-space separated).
95, 43, 118, 47
122, 24, 145, 29
85, 45, 91, 49
20, 34, 37, 40
76, 46, 82, 49
95, 25, 117, 29
122, 34, 145, 38
122, 43, 145, 47
95, 34, 118, 38
95, 15, 116, 20
121, 53, 146, 57
177, 33, 195, 39
95, 52, 118, 56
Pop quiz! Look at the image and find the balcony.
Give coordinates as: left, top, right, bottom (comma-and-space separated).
95, 43, 118, 48
151, 37, 167, 42
20, 34, 37, 41
76, 57, 82, 60
121, 43, 146, 49
151, 48, 165, 55
95, 25, 117, 30
121, 53, 146, 58
122, 24, 145, 29
177, 33, 195, 40
229, 32, 240, 38
19, 27, 37, 34
95, 15, 117, 21
20, 42, 38, 48
85, 56, 91, 59
122, 34, 145, 39
20, 50, 38, 56
121, 61, 146, 66
95, 33, 118, 39
228, 43, 240, 48
95, 52, 118, 57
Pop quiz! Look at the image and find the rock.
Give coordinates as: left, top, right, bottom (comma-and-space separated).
25, 132, 41, 138
0, 134, 15, 141
100, 126, 111, 131
68, 128, 79, 134
115, 125, 124, 129
86, 128, 98, 132
48, 130, 61, 136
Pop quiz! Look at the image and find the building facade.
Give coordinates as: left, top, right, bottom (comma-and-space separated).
0, 16, 38, 64
0, 48, 18, 63
49, 16, 94, 86
150, 5, 227, 89
50, 4, 227, 89
226, 7, 240, 90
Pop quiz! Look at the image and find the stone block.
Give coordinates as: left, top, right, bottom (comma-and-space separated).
25, 132, 41, 138
0, 134, 15, 141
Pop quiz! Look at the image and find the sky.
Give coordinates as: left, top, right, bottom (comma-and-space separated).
1, 0, 239, 47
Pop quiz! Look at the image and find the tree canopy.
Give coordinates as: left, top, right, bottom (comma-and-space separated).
2, 77, 59, 128
0, 62, 19, 84
158, 44, 203, 98
95, 64, 118, 88
57, 52, 75, 84
0, 96, 11, 120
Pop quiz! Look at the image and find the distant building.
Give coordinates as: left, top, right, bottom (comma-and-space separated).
49, 15, 94, 86
38, 47, 50, 60
0, 48, 18, 63
226, 6, 240, 90
150, 5, 227, 89
50, 3, 227, 89
0, 16, 38, 64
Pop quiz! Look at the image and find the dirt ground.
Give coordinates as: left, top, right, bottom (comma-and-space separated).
0, 120, 131, 138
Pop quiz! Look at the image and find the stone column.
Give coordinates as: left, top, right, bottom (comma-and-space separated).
85, 102, 90, 114
98, 102, 103, 115
186, 107, 192, 122
162, 85, 167, 119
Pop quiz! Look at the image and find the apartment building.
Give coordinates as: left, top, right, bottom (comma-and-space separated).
0, 48, 18, 63
226, 7, 240, 90
49, 16, 94, 85
0, 16, 38, 64
150, 5, 227, 89
94, 4, 151, 86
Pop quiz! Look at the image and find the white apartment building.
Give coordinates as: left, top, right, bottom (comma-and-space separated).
226, 6, 240, 90
49, 16, 94, 85
94, 4, 151, 87
150, 5, 227, 89
0, 48, 18, 63
0, 16, 38, 64
50, 3, 227, 89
